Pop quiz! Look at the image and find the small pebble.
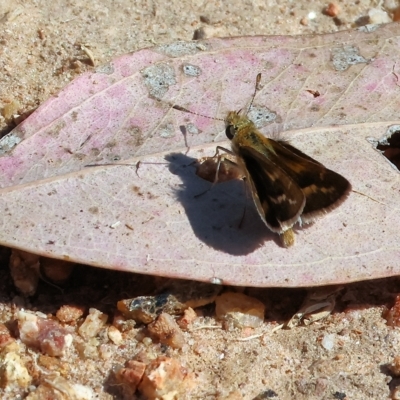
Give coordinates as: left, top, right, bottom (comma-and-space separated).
56, 305, 85, 325
215, 292, 265, 330
114, 360, 146, 397
300, 17, 308, 26
78, 308, 108, 339
138, 356, 195, 399
99, 344, 114, 360
74, 337, 100, 360
148, 313, 186, 349
177, 307, 197, 330
108, 325, 123, 345
37, 354, 69, 375
321, 333, 335, 351
18, 310, 72, 357
117, 294, 185, 324
0, 350, 32, 390
324, 3, 340, 17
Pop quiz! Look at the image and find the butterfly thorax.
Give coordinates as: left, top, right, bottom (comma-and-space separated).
225, 111, 276, 158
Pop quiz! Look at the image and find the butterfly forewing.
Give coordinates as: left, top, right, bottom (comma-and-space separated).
278, 142, 324, 166
237, 146, 306, 233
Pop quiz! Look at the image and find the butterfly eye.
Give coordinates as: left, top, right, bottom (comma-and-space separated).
226, 125, 235, 140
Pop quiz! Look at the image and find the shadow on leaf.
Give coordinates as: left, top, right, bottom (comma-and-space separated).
165, 152, 280, 255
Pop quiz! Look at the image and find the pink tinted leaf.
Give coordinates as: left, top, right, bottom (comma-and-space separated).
0, 24, 399, 287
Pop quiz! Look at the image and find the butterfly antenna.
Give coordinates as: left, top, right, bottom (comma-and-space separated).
172, 105, 224, 122
246, 73, 262, 115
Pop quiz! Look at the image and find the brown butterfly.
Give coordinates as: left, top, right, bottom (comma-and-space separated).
175, 74, 351, 247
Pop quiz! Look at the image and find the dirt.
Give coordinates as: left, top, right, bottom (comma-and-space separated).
1, 1, 400, 399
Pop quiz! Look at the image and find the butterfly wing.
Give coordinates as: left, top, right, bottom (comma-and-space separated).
266, 140, 352, 223
278, 141, 324, 166
236, 146, 306, 233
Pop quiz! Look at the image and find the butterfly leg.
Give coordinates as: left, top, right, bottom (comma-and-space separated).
194, 146, 242, 198
195, 147, 251, 231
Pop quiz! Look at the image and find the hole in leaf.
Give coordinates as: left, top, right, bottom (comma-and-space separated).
376, 130, 400, 171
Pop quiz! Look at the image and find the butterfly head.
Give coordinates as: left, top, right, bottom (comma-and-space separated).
225, 111, 240, 139
225, 110, 254, 140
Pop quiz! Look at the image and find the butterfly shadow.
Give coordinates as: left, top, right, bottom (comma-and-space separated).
165, 152, 281, 255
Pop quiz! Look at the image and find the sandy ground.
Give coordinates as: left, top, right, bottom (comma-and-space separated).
1, 1, 400, 399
